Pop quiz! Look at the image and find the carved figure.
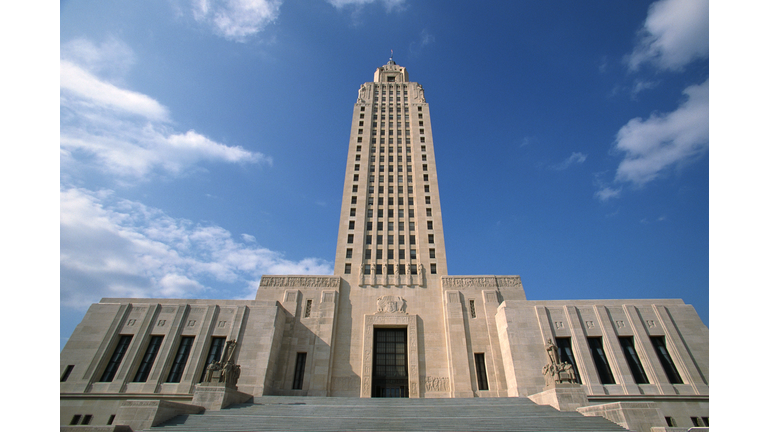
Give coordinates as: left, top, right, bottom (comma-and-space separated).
416, 84, 424, 101
545, 338, 560, 366
223, 340, 237, 362
395, 263, 400, 276
204, 361, 221, 382
376, 295, 406, 313
406, 264, 411, 275
358, 84, 366, 101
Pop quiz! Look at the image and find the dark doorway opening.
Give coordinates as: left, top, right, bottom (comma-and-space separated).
372, 328, 408, 397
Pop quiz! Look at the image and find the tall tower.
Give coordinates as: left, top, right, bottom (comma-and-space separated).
334, 59, 448, 286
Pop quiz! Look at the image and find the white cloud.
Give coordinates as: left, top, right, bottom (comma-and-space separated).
191, 0, 282, 42
327, 0, 406, 12
613, 79, 708, 186
60, 60, 169, 121
631, 79, 660, 97
627, 0, 708, 71
60, 38, 270, 180
595, 187, 622, 201
551, 152, 587, 171
61, 187, 333, 309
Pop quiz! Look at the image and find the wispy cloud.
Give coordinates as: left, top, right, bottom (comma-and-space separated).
190, 0, 282, 42
613, 79, 708, 186
60, 38, 270, 181
61, 187, 333, 309
550, 152, 587, 171
327, 0, 406, 12
627, 0, 708, 71
630, 79, 660, 98
595, 186, 622, 201
409, 29, 435, 55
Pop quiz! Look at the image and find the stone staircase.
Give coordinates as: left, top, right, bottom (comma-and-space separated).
146, 396, 629, 431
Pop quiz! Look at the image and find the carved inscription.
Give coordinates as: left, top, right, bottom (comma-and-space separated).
261, 276, 340, 288
126, 319, 136, 326
615, 320, 625, 328
132, 307, 147, 313
156, 319, 166, 327
495, 276, 522, 288
362, 376, 371, 394
554, 321, 564, 329
442, 277, 497, 288
646, 320, 656, 328
423, 376, 449, 392
217, 321, 226, 328
585, 321, 595, 329
187, 320, 196, 327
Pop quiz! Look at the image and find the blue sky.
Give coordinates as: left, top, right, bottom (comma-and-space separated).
59, 0, 709, 350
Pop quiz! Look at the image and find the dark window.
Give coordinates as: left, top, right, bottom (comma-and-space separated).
377, 221, 383, 231
350, 208, 356, 217
70, 415, 81, 425
387, 264, 394, 275
199, 337, 225, 382
305, 299, 313, 317
387, 249, 394, 259
81, 415, 92, 425
388, 235, 394, 245
424, 174, 428, 181
376, 249, 383, 259
399, 249, 405, 259
365, 249, 371, 259
469, 300, 476, 318
375, 264, 383, 275
366, 235, 372, 245
691, 417, 704, 427
410, 235, 416, 244
364, 264, 371, 274
108, 415, 115, 425
428, 234, 434, 244
425, 196, 431, 204
134, 335, 164, 382
347, 234, 354, 244
665, 417, 676, 427
399, 235, 405, 244
430, 263, 437, 274
475, 353, 489, 390
426, 208, 432, 217
293, 353, 307, 389
167, 336, 194, 383
346, 248, 353, 259
99, 335, 132, 382
702, 417, 709, 426
410, 249, 416, 259
427, 221, 433, 229
429, 248, 435, 259
348, 221, 355, 230
344, 263, 351, 274
619, 337, 649, 384
588, 337, 615, 384
556, 338, 581, 383
650, 336, 683, 384
61, 365, 74, 382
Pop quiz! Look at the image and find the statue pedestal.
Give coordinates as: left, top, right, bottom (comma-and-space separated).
528, 383, 588, 412
192, 383, 252, 411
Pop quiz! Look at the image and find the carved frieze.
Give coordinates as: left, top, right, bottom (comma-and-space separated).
495, 276, 522, 288
261, 276, 340, 288
376, 295, 406, 314
442, 276, 497, 288
423, 376, 449, 392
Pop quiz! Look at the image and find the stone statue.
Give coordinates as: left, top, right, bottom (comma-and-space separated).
359, 262, 364, 282
395, 263, 400, 276
545, 339, 560, 365
204, 361, 221, 382
358, 84, 366, 101
416, 84, 424, 102
223, 340, 237, 363
406, 264, 411, 275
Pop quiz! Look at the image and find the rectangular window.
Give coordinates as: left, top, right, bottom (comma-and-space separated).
134, 335, 164, 382
364, 264, 371, 275
619, 337, 649, 384
665, 417, 676, 427
305, 299, 313, 317
426, 208, 432, 217
410, 249, 417, 259
350, 208, 356, 217
409, 209, 414, 217
408, 197, 414, 205
650, 336, 683, 384
409, 222, 415, 231
70, 415, 81, 425
365, 249, 371, 259
425, 196, 431, 204
377, 221, 383, 230
386, 264, 394, 275
366, 235, 372, 245
469, 300, 476, 319
354, 164, 359, 171
409, 235, 416, 244
167, 336, 195, 383
399, 249, 405, 259
556, 337, 581, 383
346, 248, 353, 258
99, 335, 133, 382
423, 174, 428, 181
388, 235, 394, 245
398, 235, 405, 244
293, 353, 307, 390
430, 263, 437, 274
422, 164, 428, 171
344, 263, 351, 274
376, 249, 383, 259
375, 264, 383, 275
61, 365, 74, 382
427, 221, 433, 230
351, 196, 357, 204
429, 248, 435, 259
587, 337, 615, 384
81, 415, 92, 425
347, 234, 354, 244
428, 234, 434, 244
387, 249, 394, 259
108, 415, 115, 425
474, 353, 489, 390
353, 174, 359, 181
377, 235, 383, 244
348, 221, 355, 230
398, 221, 404, 231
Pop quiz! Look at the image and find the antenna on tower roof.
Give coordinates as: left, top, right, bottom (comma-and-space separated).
388, 49, 396, 65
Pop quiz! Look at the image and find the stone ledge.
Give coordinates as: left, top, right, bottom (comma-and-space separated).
578, 401, 666, 432
528, 383, 588, 412
113, 399, 204, 431
191, 384, 253, 411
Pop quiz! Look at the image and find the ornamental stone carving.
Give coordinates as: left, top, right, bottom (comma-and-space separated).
261, 276, 340, 288
423, 376, 449, 392
202, 340, 241, 387
541, 338, 577, 386
376, 295, 407, 314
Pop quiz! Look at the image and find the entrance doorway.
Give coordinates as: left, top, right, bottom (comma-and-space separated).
372, 328, 408, 397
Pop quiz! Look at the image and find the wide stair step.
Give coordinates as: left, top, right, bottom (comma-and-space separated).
147, 396, 628, 432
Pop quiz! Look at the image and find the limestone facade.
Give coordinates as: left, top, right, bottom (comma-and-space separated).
60, 61, 708, 431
